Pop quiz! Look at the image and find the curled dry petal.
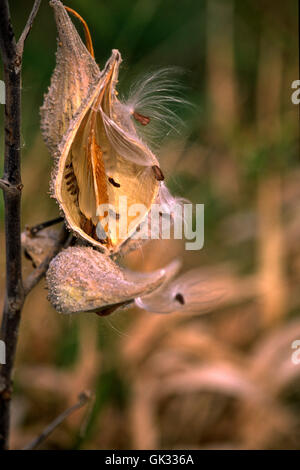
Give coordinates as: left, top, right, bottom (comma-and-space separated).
41, 0, 161, 255
46, 246, 181, 314
135, 269, 225, 314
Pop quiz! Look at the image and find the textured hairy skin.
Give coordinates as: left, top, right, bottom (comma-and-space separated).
46, 246, 180, 314
40, 0, 100, 155
41, 0, 161, 255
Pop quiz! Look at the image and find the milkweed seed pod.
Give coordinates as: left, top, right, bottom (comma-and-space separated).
42, 0, 180, 255
40, 1, 101, 155
46, 246, 180, 314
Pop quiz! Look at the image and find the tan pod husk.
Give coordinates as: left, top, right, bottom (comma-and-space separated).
46, 246, 180, 314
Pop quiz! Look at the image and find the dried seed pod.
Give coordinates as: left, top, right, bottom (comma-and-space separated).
41, 0, 100, 155
46, 246, 180, 314
135, 269, 224, 314
42, 1, 160, 255
21, 228, 61, 268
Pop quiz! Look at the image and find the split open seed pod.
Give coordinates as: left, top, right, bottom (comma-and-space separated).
46, 246, 180, 315
41, 0, 164, 255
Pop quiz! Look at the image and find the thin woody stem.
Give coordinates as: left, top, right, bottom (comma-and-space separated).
16, 0, 41, 61
27, 215, 64, 236
0, 0, 24, 450
23, 391, 91, 450
0, 0, 41, 450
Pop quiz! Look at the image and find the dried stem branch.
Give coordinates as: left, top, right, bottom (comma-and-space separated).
27, 215, 64, 236
23, 391, 91, 450
0, 0, 24, 450
16, 0, 42, 61
0, 0, 42, 450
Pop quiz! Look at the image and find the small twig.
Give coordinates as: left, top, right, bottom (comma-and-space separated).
16, 0, 41, 60
23, 224, 69, 296
27, 216, 64, 236
23, 391, 91, 450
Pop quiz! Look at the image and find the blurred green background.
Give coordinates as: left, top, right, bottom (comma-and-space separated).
0, 0, 299, 450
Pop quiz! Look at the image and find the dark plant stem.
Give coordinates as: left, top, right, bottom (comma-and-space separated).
0, 0, 41, 450
23, 391, 91, 450
16, 0, 41, 60
27, 215, 64, 236
0, 0, 23, 450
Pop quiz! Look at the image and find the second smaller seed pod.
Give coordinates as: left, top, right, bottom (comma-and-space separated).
46, 246, 180, 315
